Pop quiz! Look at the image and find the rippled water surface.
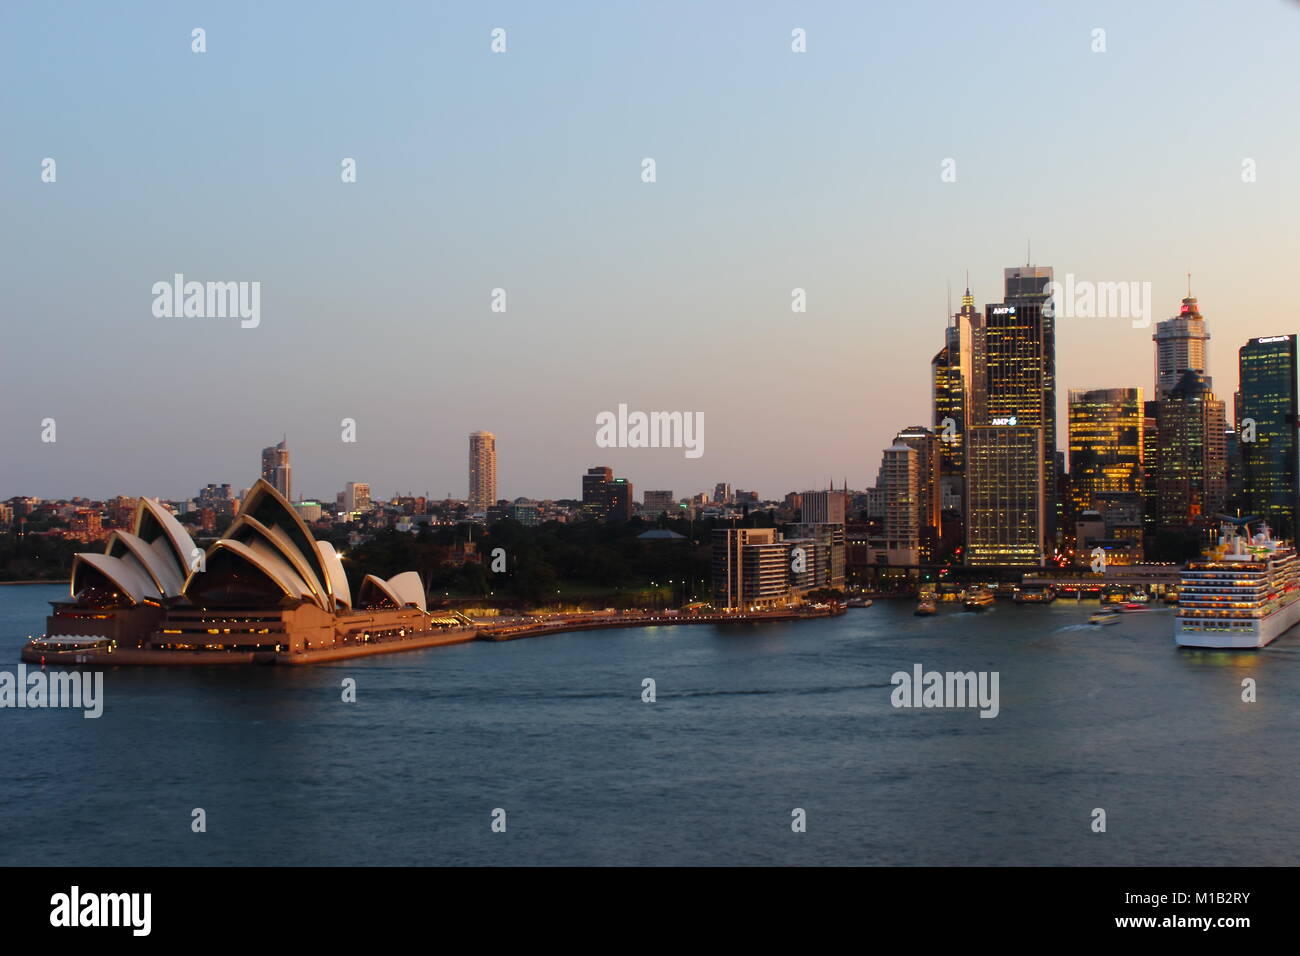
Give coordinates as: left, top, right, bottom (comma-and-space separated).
2, 584, 1296, 866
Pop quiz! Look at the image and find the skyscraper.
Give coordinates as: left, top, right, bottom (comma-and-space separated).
1155, 372, 1227, 530
260, 440, 291, 501
965, 424, 1045, 567
1153, 294, 1211, 399
932, 286, 984, 483
1067, 387, 1144, 523
879, 442, 920, 565
468, 431, 497, 513
894, 425, 942, 560
965, 264, 1055, 560
1238, 335, 1300, 536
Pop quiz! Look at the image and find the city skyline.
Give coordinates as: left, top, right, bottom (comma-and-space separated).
4, 2, 1299, 501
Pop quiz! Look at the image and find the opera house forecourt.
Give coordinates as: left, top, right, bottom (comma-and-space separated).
20, 479, 476, 666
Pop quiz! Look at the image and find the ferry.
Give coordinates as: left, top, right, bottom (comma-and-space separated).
963, 588, 995, 611
846, 596, 874, 608
1175, 518, 1300, 649
1090, 608, 1122, 626
1013, 586, 1056, 604
914, 597, 937, 616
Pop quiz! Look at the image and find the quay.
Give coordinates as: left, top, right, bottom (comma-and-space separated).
474, 604, 846, 643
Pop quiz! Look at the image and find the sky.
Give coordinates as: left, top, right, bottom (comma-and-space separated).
3, 1, 1298, 503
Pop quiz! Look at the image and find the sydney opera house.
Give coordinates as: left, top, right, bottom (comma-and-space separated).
22, 479, 474, 665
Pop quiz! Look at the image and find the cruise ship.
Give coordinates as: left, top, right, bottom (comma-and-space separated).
1175, 519, 1300, 649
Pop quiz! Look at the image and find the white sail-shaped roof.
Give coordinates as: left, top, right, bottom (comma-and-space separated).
236, 480, 332, 603
316, 541, 352, 609
106, 530, 184, 596
358, 572, 426, 611
224, 514, 329, 610
386, 571, 427, 612
71, 552, 157, 605
183, 539, 314, 606
135, 498, 198, 576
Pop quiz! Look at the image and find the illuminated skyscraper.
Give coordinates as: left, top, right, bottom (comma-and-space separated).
965, 264, 1055, 561
468, 431, 497, 512
965, 425, 1045, 567
1238, 335, 1300, 536
1155, 372, 1226, 530
932, 285, 983, 479
1153, 294, 1211, 399
1067, 387, 1144, 523
260, 439, 291, 501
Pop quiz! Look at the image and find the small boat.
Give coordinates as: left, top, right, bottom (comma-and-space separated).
846, 596, 874, 608
963, 588, 995, 611
914, 598, 937, 616
1117, 602, 1147, 613
1090, 609, 1122, 626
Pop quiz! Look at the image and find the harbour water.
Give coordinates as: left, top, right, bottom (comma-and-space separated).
2, 584, 1298, 866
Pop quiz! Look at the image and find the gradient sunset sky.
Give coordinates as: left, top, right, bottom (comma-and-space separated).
3, 1, 1297, 502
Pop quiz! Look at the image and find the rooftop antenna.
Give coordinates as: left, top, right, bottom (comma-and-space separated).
1187, 272, 1192, 297
1027, 239, 1032, 266
947, 279, 953, 325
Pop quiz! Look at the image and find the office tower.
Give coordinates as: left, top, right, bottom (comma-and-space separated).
932, 337, 963, 467
343, 482, 371, 514
711, 528, 790, 609
965, 425, 1045, 567
802, 488, 847, 524
643, 490, 675, 517
1238, 335, 1300, 536
468, 431, 497, 513
1155, 372, 1227, 530
582, 466, 613, 517
1141, 400, 1161, 535
1153, 294, 1211, 399
978, 265, 1056, 543
893, 425, 943, 560
713, 483, 731, 504
879, 442, 920, 565
261, 440, 291, 501
1067, 388, 1144, 525
606, 478, 633, 522
932, 285, 983, 481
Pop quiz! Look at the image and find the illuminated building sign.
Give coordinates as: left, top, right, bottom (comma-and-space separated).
992, 416, 1018, 426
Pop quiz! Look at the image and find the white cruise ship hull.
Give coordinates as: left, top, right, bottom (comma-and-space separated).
1175, 595, 1300, 649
